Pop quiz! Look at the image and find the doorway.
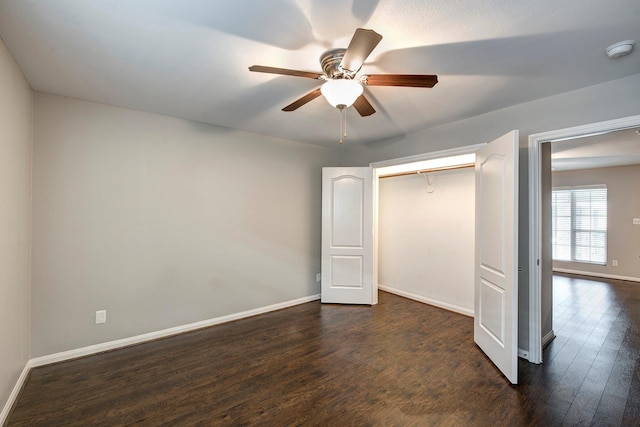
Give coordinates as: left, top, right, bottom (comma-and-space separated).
528, 114, 640, 363
373, 149, 477, 317
323, 132, 520, 383
369, 134, 520, 383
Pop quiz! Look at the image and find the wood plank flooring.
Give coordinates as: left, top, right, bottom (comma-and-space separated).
6, 275, 640, 426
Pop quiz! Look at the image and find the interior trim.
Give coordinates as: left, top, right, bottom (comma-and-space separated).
29, 294, 320, 368
3, 294, 321, 422
0, 363, 31, 425
379, 284, 474, 317
370, 143, 485, 168
542, 330, 556, 348
528, 114, 640, 365
553, 268, 640, 283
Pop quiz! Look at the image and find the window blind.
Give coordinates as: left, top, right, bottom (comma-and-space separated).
551, 186, 607, 265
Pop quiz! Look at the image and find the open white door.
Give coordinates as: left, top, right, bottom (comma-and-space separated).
321, 167, 375, 305
474, 130, 519, 384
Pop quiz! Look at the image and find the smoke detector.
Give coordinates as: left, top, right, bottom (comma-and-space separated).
606, 40, 635, 59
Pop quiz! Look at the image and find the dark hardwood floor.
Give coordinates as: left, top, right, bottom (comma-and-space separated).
6, 276, 640, 426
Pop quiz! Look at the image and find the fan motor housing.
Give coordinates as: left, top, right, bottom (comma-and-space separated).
320, 48, 348, 79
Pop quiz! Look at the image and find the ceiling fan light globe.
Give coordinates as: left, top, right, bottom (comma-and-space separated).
321, 79, 363, 108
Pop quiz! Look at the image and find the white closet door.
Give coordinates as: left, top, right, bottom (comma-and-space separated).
321, 167, 375, 305
474, 130, 519, 384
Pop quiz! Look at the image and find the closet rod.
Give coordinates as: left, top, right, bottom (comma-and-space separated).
378, 163, 475, 179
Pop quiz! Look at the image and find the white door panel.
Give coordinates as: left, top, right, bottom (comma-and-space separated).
475, 130, 519, 384
322, 167, 374, 304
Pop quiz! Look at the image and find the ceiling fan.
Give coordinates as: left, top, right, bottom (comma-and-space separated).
248, 28, 438, 117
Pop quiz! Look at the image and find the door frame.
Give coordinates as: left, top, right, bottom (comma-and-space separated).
527, 114, 640, 364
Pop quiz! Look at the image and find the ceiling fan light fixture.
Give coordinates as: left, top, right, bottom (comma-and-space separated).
320, 79, 363, 109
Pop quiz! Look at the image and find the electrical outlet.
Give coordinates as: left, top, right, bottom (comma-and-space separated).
316, 273, 321, 283
633, 218, 640, 225
611, 260, 618, 267
95, 310, 107, 324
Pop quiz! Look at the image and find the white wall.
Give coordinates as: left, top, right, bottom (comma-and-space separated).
0, 39, 32, 415
343, 74, 640, 167
378, 168, 475, 315
540, 143, 553, 341
345, 73, 640, 351
31, 93, 340, 357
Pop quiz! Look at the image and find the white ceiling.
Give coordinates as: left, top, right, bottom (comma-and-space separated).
0, 0, 638, 147
551, 127, 640, 171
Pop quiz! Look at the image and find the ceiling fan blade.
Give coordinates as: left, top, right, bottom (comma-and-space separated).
340, 28, 383, 74
282, 88, 322, 111
364, 74, 438, 88
249, 65, 323, 79
352, 94, 375, 117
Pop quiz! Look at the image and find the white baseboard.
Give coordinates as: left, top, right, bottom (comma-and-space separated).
0, 361, 32, 425
517, 331, 554, 366
542, 329, 556, 348
554, 268, 640, 283
379, 285, 474, 317
30, 294, 320, 368
2, 294, 320, 422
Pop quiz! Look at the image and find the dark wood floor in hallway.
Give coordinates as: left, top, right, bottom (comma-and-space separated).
7, 276, 640, 426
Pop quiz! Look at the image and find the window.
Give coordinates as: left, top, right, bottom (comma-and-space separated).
552, 186, 607, 265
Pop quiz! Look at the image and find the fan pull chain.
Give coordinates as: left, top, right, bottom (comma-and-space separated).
339, 105, 347, 144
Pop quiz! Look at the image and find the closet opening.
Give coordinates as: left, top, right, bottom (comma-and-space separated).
372, 149, 479, 317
